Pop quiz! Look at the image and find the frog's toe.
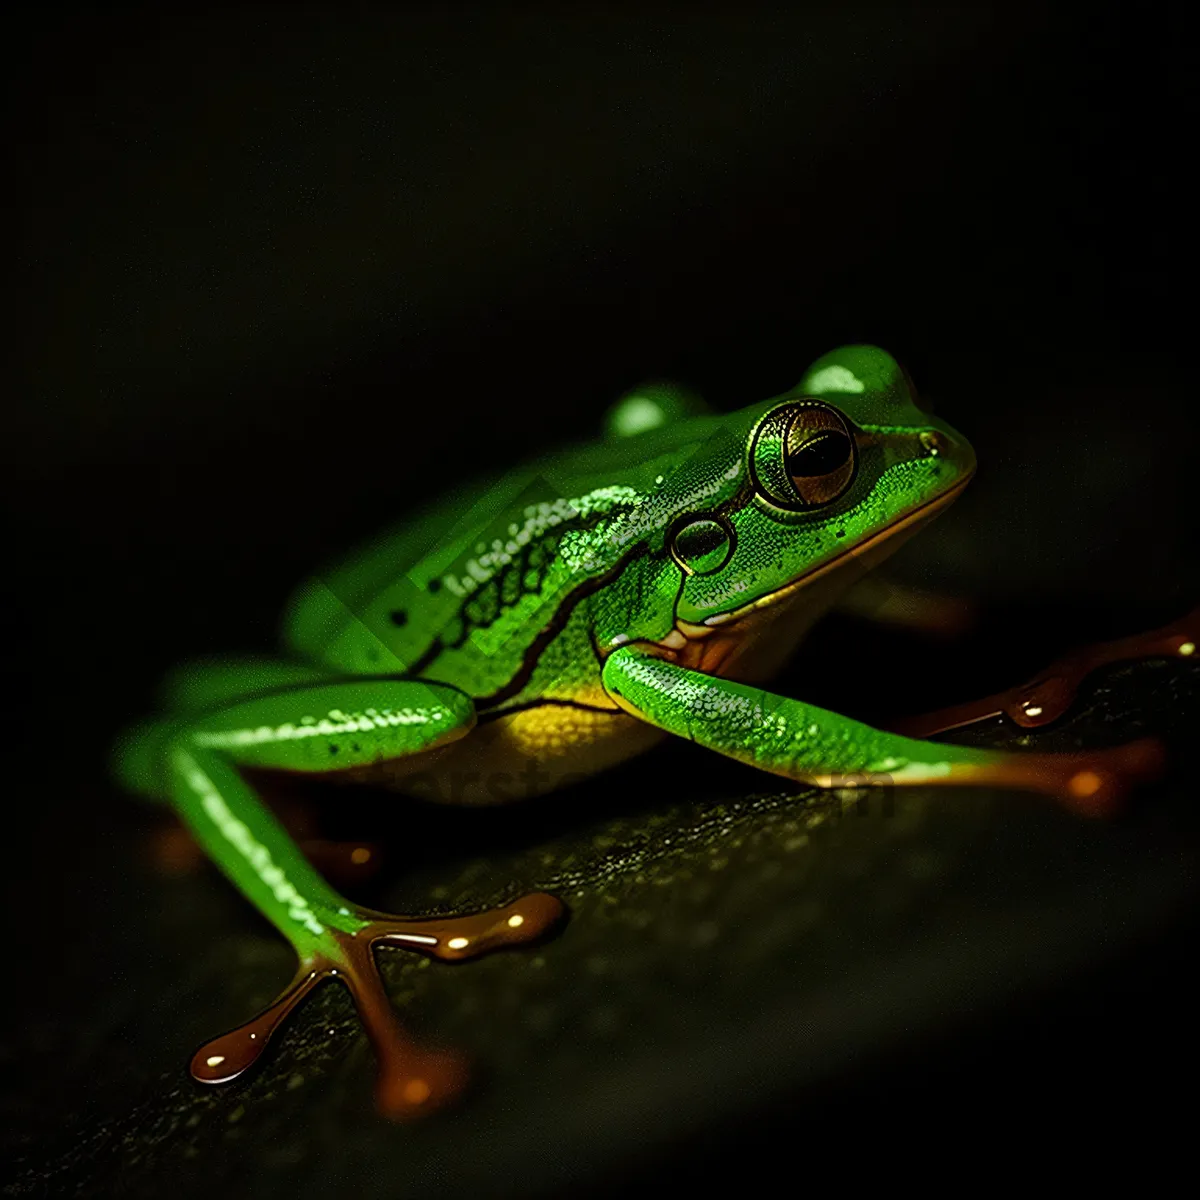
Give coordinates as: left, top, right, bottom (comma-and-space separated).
1052, 737, 1166, 817
374, 1044, 471, 1121
954, 736, 1166, 818
327, 893, 566, 1118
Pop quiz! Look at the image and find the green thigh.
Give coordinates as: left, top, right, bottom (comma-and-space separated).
121, 677, 474, 959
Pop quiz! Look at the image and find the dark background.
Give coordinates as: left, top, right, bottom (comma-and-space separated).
7, 4, 1198, 1194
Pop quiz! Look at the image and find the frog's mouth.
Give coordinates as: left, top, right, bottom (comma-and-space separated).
679, 469, 974, 636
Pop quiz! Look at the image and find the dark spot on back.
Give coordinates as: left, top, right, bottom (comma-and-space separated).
389, 609, 408, 626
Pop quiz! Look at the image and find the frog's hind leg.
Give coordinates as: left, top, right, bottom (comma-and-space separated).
114, 658, 339, 800
129, 677, 564, 1117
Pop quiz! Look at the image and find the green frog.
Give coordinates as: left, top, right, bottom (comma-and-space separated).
115, 344, 1162, 1117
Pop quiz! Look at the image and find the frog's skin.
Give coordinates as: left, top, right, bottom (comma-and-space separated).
115, 345, 1156, 1118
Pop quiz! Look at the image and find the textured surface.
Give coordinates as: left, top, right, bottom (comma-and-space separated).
4, 647, 1196, 1198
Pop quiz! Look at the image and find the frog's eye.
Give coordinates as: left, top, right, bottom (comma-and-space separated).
749, 401, 857, 511
669, 514, 735, 576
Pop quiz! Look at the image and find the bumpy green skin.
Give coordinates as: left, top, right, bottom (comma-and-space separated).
116, 345, 998, 969
602, 652, 995, 786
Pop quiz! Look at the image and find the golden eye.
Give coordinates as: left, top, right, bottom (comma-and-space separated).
750, 402, 857, 511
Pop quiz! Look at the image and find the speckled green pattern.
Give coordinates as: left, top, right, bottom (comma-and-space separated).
602, 649, 1001, 783
114, 343, 982, 971
272, 344, 970, 699
168, 744, 369, 956
187, 679, 473, 773
111, 344, 997, 1113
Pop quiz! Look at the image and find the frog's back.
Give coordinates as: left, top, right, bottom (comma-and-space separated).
282, 415, 729, 700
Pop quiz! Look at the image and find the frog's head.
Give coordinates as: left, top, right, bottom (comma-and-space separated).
669, 345, 975, 629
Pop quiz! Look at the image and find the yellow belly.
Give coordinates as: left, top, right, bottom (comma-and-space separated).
332, 701, 665, 806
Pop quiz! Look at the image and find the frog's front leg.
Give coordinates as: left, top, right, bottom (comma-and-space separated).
126, 678, 564, 1118
601, 648, 1162, 815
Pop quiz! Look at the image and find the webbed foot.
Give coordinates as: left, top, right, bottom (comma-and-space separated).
190, 892, 566, 1118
